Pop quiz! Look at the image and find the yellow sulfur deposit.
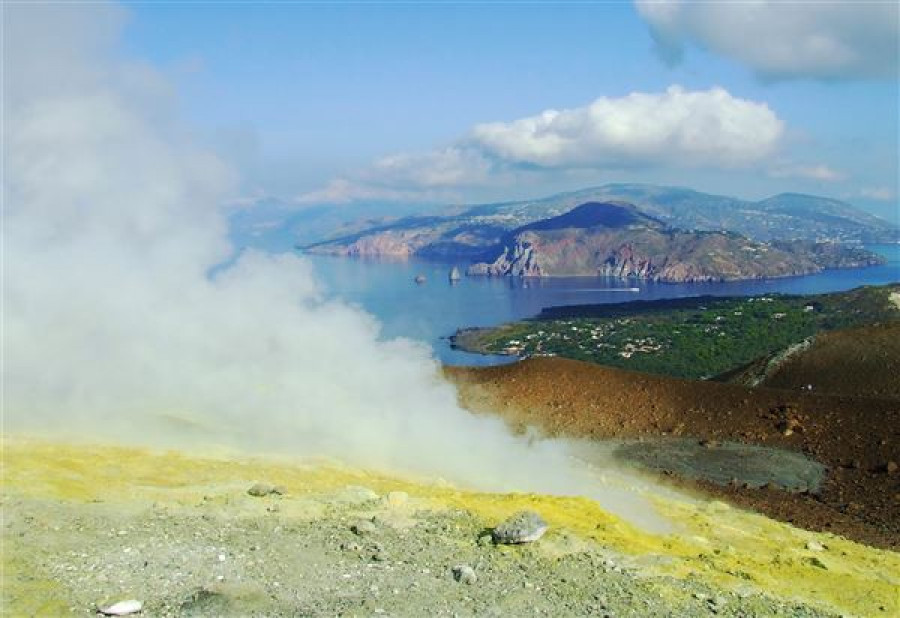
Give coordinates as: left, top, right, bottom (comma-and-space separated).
2, 436, 898, 616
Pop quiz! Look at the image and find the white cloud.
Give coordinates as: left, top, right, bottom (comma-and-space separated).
635, 0, 899, 80
296, 147, 493, 204
859, 186, 897, 201
469, 86, 783, 168
372, 146, 493, 187
769, 163, 846, 182
300, 86, 784, 203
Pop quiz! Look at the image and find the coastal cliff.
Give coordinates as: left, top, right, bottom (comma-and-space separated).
466, 202, 884, 282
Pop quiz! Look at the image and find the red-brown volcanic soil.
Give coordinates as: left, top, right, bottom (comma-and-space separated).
740, 323, 900, 400
446, 356, 900, 550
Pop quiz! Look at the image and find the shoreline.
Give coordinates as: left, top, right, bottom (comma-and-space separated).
446, 283, 900, 378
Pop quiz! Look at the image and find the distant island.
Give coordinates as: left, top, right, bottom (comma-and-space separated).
298, 184, 898, 264
464, 202, 884, 282
304, 195, 887, 283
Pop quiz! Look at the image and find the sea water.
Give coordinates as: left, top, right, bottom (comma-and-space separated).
303, 244, 899, 365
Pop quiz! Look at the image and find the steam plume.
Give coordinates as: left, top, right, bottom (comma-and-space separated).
3, 3, 668, 525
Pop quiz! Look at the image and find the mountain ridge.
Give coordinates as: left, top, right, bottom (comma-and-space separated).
301, 184, 898, 260
464, 202, 884, 282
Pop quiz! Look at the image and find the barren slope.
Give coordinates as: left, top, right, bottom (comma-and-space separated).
721, 322, 900, 400
446, 357, 900, 549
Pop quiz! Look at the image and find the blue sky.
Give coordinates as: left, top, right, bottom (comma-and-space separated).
120, 1, 898, 217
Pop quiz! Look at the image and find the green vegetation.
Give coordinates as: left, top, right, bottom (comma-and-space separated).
453, 284, 900, 380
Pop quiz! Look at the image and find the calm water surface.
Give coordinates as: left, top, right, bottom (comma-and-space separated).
305, 245, 900, 366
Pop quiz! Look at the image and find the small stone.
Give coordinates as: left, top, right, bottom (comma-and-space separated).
247, 483, 275, 497
807, 556, 828, 570
337, 486, 380, 504
351, 520, 377, 536
886, 461, 898, 474
340, 542, 361, 552
777, 417, 803, 436
98, 600, 142, 616
452, 564, 477, 585
492, 511, 548, 544
805, 540, 825, 552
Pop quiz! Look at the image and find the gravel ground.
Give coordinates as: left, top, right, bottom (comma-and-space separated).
3, 490, 834, 617
5, 438, 897, 617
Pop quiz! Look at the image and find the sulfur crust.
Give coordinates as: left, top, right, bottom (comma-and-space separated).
2, 436, 897, 616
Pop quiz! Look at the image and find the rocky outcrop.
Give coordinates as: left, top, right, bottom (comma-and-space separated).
466, 240, 543, 277
469, 231, 821, 282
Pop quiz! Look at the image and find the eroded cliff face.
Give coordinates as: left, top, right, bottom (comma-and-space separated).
466, 227, 833, 282
466, 238, 543, 277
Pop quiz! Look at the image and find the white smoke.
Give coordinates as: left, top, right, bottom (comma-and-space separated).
3, 3, 673, 525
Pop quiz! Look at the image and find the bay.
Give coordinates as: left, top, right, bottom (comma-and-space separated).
303, 244, 900, 366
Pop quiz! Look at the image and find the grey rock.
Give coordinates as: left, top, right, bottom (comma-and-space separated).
807, 556, 828, 570
452, 564, 477, 585
371, 550, 388, 562
337, 485, 380, 505
491, 511, 548, 544
351, 519, 377, 536
98, 600, 142, 616
247, 483, 277, 497
805, 540, 825, 552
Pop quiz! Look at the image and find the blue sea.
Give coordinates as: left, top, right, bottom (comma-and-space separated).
302, 244, 900, 366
